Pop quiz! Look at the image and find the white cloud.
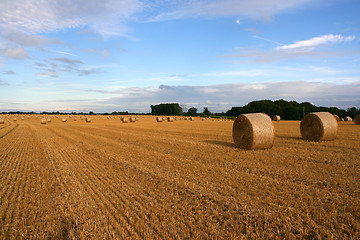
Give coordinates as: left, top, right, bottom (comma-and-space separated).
147, 0, 313, 22
3, 48, 28, 59
201, 70, 270, 77
1, 25, 62, 46
276, 34, 356, 50
37, 71, 59, 78
78, 80, 360, 112
0, 0, 143, 38
220, 34, 359, 63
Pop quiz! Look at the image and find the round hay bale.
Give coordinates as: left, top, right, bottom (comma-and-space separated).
189, 117, 195, 121
41, 118, 47, 124
232, 113, 275, 150
62, 118, 67, 122
129, 117, 136, 123
86, 117, 91, 123
273, 115, 281, 121
300, 112, 337, 141
0, 118, 4, 124
156, 117, 163, 122
354, 114, 360, 125
21, 117, 25, 120
13, 118, 17, 121
167, 117, 174, 122
122, 117, 129, 123
47, 118, 51, 122
333, 114, 340, 121
74, 117, 77, 121
344, 116, 352, 121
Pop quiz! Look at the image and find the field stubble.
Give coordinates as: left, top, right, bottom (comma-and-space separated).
0, 116, 359, 239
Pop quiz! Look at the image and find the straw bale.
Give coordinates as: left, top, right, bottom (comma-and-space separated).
129, 117, 136, 123
13, 118, 17, 121
47, 118, 51, 122
333, 115, 340, 121
344, 116, 352, 121
62, 118, 67, 122
167, 117, 174, 122
156, 117, 163, 122
0, 118, 4, 124
41, 118, 47, 124
233, 113, 275, 150
300, 112, 337, 141
190, 117, 195, 121
122, 117, 129, 123
86, 117, 91, 123
273, 115, 281, 121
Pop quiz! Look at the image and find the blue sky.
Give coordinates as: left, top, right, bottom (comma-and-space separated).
0, 0, 359, 113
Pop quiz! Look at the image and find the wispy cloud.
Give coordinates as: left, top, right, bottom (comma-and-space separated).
0, 0, 143, 38
2, 70, 16, 75
0, 79, 10, 85
147, 0, 313, 22
53, 51, 77, 57
33, 57, 99, 77
221, 34, 358, 63
1, 25, 62, 47
2, 48, 28, 59
79, 80, 360, 112
276, 34, 356, 50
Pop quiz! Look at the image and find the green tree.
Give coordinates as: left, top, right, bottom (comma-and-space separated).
151, 103, 182, 115
187, 107, 198, 116
203, 107, 211, 116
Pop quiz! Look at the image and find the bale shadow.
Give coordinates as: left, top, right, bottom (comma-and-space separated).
276, 136, 303, 140
204, 140, 236, 148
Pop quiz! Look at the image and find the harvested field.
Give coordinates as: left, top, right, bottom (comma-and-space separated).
0, 116, 359, 239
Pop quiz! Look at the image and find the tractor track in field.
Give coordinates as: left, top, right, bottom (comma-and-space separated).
0, 120, 18, 139
35, 124, 164, 238
0, 117, 359, 238
39, 123, 251, 238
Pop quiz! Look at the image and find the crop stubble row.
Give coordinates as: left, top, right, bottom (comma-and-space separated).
0, 117, 359, 239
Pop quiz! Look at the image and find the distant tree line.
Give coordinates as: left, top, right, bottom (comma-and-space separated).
225, 99, 360, 120
150, 103, 183, 115
2, 100, 359, 119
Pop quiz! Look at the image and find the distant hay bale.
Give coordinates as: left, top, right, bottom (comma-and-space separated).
156, 116, 163, 122
122, 117, 129, 123
129, 117, 136, 123
41, 118, 47, 124
73, 117, 77, 121
300, 112, 337, 141
0, 118, 4, 124
344, 116, 352, 121
47, 118, 51, 122
189, 117, 195, 121
167, 117, 174, 122
86, 117, 91, 123
13, 118, 17, 121
273, 115, 281, 121
233, 113, 275, 150
21, 117, 25, 120
62, 118, 67, 122
333, 114, 340, 121
354, 114, 360, 125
